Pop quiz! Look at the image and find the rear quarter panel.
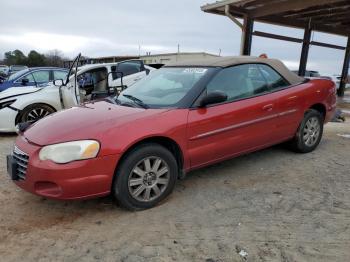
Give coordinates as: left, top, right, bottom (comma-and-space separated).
300, 79, 336, 122
276, 78, 336, 140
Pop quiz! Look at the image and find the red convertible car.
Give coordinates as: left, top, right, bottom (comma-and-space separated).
7, 56, 336, 210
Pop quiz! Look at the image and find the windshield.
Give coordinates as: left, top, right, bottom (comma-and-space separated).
8, 69, 29, 81
119, 67, 209, 108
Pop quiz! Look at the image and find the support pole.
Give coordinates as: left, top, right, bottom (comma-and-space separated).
241, 16, 254, 56
338, 36, 350, 97
299, 27, 312, 76
224, 5, 253, 56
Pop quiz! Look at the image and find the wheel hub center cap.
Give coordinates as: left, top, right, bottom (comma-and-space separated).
144, 172, 156, 186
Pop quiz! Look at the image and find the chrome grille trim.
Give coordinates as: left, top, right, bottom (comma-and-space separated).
12, 146, 29, 180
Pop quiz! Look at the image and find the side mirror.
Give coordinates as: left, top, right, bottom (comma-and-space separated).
199, 91, 227, 107
111, 71, 123, 80
21, 78, 29, 85
53, 79, 64, 86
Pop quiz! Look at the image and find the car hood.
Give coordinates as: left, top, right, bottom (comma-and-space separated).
23, 101, 171, 146
0, 86, 42, 101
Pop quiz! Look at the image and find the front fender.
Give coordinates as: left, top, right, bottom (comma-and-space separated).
11, 87, 62, 112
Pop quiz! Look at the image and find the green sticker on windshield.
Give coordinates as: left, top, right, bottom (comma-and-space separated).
183, 68, 207, 74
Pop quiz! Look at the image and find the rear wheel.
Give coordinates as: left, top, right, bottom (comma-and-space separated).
19, 104, 55, 124
113, 143, 178, 210
290, 109, 324, 153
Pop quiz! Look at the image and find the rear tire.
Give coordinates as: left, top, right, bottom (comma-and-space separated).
113, 143, 178, 210
290, 109, 324, 153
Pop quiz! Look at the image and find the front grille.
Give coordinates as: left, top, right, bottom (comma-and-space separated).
13, 146, 29, 180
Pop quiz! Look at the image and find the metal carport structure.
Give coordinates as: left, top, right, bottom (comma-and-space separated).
201, 0, 350, 97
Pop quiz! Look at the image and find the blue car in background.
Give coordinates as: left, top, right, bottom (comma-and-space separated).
0, 67, 69, 92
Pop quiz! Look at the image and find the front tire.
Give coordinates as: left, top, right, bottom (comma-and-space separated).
290, 109, 324, 153
113, 143, 178, 210
19, 104, 55, 124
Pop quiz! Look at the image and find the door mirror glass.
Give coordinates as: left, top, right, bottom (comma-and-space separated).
21, 78, 29, 85
53, 79, 64, 86
199, 91, 227, 107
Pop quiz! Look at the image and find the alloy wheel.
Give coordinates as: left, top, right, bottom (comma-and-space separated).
303, 116, 321, 147
25, 108, 52, 123
128, 156, 170, 202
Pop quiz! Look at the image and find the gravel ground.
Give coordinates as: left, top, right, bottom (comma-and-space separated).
0, 122, 349, 262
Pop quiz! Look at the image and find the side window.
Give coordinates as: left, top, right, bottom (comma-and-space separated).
258, 64, 289, 89
18, 73, 35, 82
114, 61, 142, 79
53, 70, 68, 80
207, 64, 269, 102
32, 70, 50, 82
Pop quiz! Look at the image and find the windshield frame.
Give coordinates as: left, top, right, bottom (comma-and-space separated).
118, 66, 219, 109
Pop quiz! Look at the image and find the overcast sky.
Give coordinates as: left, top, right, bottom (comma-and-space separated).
0, 0, 347, 75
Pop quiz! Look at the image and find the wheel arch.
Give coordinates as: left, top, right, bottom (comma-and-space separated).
308, 103, 326, 120
114, 136, 185, 180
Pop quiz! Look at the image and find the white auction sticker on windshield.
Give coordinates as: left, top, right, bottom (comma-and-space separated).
183, 68, 207, 74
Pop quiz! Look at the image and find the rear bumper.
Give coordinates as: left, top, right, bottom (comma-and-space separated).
0, 107, 17, 132
12, 136, 120, 200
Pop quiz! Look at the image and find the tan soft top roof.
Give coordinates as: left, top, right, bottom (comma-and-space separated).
166, 56, 304, 85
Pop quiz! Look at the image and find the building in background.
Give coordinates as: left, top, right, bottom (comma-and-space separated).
63, 55, 139, 68
140, 52, 219, 65
63, 52, 219, 68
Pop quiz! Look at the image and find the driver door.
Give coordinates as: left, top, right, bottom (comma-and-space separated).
187, 64, 279, 169
60, 54, 81, 108
61, 80, 80, 108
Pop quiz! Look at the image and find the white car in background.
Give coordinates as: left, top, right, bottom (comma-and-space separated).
0, 65, 9, 75
0, 58, 154, 132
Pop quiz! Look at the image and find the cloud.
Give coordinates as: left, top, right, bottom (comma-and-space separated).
0, 32, 96, 53
0, 32, 170, 57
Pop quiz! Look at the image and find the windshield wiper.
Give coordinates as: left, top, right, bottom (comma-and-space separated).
104, 96, 119, 105
122, 94, 149, 109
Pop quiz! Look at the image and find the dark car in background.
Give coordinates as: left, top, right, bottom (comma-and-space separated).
292, 70, 321, 77
0, 67, 69, 92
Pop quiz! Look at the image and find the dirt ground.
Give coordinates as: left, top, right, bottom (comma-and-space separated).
0, 122, 350, 262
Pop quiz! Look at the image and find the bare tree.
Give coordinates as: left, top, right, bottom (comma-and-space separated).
45, 49, 65, 67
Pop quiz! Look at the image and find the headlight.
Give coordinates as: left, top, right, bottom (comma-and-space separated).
39, 140, 100, 164
0, 99, 16, 110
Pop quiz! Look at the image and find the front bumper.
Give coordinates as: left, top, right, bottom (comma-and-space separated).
10, 136, 121, 200
0, 107, 18, 132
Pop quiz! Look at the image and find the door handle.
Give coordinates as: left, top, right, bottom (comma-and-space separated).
262, 104, 273, 111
